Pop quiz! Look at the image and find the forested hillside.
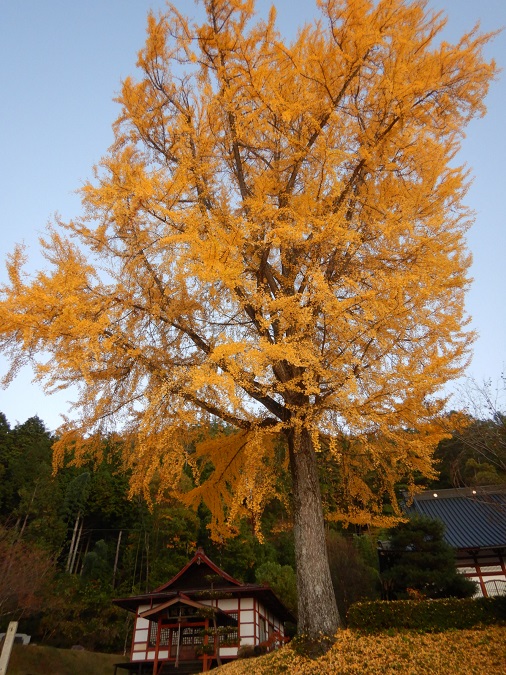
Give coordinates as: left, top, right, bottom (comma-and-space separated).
0, 412, 303, 651
1, 403, 504, 652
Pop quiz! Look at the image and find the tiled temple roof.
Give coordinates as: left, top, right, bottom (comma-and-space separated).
407, 485, 506, 549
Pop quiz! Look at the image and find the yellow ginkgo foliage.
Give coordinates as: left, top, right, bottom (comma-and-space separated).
0, 0, 497, 636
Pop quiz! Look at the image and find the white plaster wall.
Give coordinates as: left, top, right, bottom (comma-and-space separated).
134, 604, 153, 643
239, 636, 255, 646
134, 628, 149, 643
240, 610, 254, 624
218, 598, 239, 611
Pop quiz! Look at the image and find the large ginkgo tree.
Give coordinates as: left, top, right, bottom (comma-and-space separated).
0, 0, 496, 635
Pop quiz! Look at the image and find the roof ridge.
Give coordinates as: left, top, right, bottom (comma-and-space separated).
152, 548, 242, 593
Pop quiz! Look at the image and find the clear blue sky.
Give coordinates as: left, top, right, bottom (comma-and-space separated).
1, 0, 505, 431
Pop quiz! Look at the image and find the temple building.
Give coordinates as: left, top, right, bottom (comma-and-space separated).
406, 485, 506, 597
113, 548, 295, 674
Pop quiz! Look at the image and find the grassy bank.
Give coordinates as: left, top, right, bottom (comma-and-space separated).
6, 643, 123, 675
215, 626, 506, 675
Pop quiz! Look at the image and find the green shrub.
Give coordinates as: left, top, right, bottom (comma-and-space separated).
347, 596, 506, 632
237, 644, 268, 659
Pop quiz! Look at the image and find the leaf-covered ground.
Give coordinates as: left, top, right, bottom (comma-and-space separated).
215, 627, 506, 675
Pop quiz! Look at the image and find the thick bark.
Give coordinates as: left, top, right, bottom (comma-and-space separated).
288, 428, 341, 636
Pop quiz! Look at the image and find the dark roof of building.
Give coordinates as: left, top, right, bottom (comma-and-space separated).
113, 549, 297, 624
407, 485, 506, 549
153, 548, 242, 592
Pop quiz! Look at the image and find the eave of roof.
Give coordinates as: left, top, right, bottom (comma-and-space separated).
139, 594, 214, 619
138, 593, 237, 624
113, 583, 296, 623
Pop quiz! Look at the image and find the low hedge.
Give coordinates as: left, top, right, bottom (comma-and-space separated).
347, 596, 506, 632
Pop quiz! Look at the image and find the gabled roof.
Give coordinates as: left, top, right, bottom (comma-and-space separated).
407, 485, 506, 549
139, 593, 214, 620
113, 548, 297, 624
152, 548, 242, 593
139, 592, 237, 625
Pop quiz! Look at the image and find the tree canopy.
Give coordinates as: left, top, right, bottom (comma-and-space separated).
0, 0, 496, 636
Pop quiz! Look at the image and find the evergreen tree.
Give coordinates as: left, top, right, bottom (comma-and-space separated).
381, 515, 476, 599
0, 413, 13, 516
255, 561, 297, 617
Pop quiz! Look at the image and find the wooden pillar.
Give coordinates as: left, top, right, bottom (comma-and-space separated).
473, 551, 487, 597
203, 617, 209, 672
153, 617, 161, 675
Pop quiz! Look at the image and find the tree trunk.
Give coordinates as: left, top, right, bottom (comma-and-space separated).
69, 516, 83, 575
66, 511, 80, 573
79, 534, 91, 576
18, 479, 40, 541
112, 530, 123, 588
288, 428, 341, 636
